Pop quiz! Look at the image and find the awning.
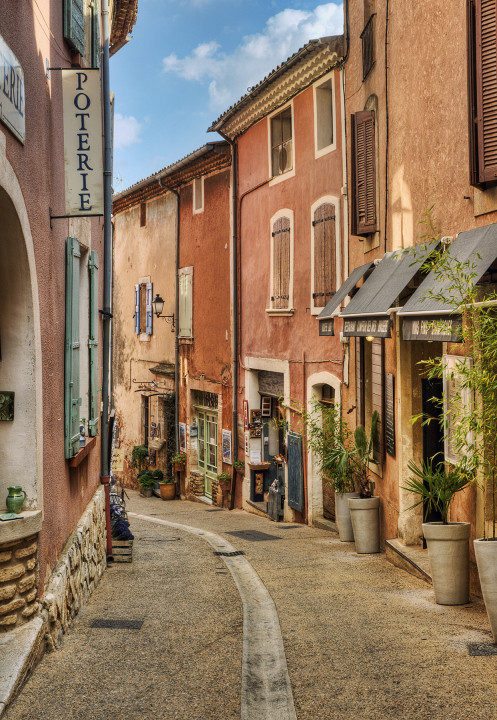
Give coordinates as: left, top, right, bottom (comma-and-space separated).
317, 261, 374, 335
398, 223, 497, 341
339, 241, 438, 337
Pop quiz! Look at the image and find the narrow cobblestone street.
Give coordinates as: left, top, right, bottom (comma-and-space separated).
6, 493, 497, 720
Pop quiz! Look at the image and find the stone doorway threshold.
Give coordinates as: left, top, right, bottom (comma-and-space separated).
385, 538, 432, 584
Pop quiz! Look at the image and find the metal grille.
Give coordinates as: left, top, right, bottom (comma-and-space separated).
361, 14, 375, 80
91, 619, 143, 630
213, 550, 245, 556
468, 642, 497, 656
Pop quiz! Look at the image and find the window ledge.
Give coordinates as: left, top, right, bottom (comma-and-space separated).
179, 337, 194, 345
269, 168, 295, 187
0, 510, 43, 545
68, 436, 97, 468
265, 308, 295, 317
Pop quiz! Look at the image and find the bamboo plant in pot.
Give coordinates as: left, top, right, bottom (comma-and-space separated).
402, 459, 472, 605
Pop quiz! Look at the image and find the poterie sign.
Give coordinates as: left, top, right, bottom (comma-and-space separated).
62, 69, 103, 216
0, 34, 25, 143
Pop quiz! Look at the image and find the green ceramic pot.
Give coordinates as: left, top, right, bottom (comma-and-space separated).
6, 486, 27, 514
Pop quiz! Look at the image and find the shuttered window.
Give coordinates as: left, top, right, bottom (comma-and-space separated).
271, 216, 291, 309
468, 0, 497, 185
312, 203, 336, 308
355, 336, 383, 462
88, 251, 99, 437
179, 268, 193, 338
64, 0, 85, 55
271, 107, 293, 177
351, 110, 377, 236
65, 237, 82, 459
287, 432, 304, 512
91, 0, 101, 68
134, 281, 153, 335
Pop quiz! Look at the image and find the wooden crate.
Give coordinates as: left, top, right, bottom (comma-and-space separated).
112, 539, 133, 563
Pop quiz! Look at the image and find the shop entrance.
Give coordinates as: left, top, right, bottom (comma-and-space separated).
422, 377, 444, 527
198, 410, 218, 499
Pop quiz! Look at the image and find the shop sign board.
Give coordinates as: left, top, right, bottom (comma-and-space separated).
319, 318, 334, 336
385, 373, 395, 457
0, 34, 25, 143
62, 69, 103, 216
342, 317, 391, 338
402, 315, 462, 342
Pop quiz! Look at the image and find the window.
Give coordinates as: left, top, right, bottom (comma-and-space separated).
193, 176, 204, 214
361, 14, 375, 79
467, 0, 497, 187
179, 266, 193, 338
134, 279, 153, 337
269, 211, 294, 314
64, 0, 85, 55
351, 110, 377, 236
270, 106, 293, 178
140, 202, 147, 227
355, 336, 383, 463
314, 74, 335, 156
311, 200, 337, 313
65, 237, 99, 458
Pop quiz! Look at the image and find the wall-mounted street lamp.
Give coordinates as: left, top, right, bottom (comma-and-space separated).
152, 293, 175, 332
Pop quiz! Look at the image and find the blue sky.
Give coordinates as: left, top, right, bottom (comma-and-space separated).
110, 0, 344, 191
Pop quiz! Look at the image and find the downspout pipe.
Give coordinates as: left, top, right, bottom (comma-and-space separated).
100, 0, 113, 559
216, 129, 238, 462
158, 178, 180, 454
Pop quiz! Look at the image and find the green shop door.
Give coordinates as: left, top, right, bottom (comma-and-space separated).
198, 411, 218, 498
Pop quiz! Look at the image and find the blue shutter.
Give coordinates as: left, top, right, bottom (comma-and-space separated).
88, 251, 99, 437
134, 284, 140, 334
64, 0, 85, 55
146, 282, 153, 335
65, 237, 82, 459
287, 432, 304, 512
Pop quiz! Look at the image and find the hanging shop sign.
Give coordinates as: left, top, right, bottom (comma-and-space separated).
319, 318, 334, 336
0, 34, 25, 143
402, 315, 462, 343
62, 69, 103, 216
342, 317, 391, 338
385, 373, 395, 457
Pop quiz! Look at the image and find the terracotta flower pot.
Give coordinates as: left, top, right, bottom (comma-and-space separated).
159, 482, 175, 500
174, 462, 185, 472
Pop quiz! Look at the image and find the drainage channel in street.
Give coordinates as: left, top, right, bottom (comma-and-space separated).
129, 512, 297, 720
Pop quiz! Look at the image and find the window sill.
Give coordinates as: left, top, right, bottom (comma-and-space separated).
269, 167, 295, 187
68, 436, 97, 468
179, 337, 194, 345
139, 333, 151, 343
265, 308, 295, 317
0, 509, 43, 544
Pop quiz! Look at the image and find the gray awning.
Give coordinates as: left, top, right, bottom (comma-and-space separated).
398, 223, 497, 316
340, 240, 439, 319
317, 261, 374, 320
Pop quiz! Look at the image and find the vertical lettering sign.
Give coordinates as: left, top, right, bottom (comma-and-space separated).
0, 34, 25, 143
62, 69, 103, 216
385, 372, 395, 457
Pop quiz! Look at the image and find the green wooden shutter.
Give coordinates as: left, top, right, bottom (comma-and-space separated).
88, 250, 99, 437
64, 0, 85, 56
91, 0, 101, 68
65, 237, 82, 458
287, 432, 304, 512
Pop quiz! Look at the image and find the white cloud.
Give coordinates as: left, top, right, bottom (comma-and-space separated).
162, 3, 344, 112
114, 113, 142, 150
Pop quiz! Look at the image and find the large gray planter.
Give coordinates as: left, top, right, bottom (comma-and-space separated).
348, 496, 380, 553
423, 522, 470, 605
474, 538, 497, 641
335, 491, 360, 542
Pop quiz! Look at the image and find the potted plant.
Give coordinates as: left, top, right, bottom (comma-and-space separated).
131, 445, 149, 474
217, 471, 231, 487
172, 451, 186, 472
233, 460, 245, 475
402, 459, 472, 605
138, 471, 155, 498
345, 411, 380, 554
157, 469, 176, 500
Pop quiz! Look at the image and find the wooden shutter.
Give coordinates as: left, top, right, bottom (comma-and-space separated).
272, 217, 290, 308
179, 270, 193, 337
371, 337, 384, 463
146, 282, 153, 335
134, 284, 140, 334
313, 203, 336, 308
88, 251, 99, 437
64, 0, 85, 55
65, 237, 82, 459
352, 111, 377, 235
91, 0, 101, 68
474, 0, 497, 183
355, 337, 365, 427
287, 432, 304, 512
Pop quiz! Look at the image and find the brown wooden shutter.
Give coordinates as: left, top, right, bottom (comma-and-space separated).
355, 337, 365, 427
313, 203, 336, 307
371, 337, 384, 463
272, 216, 290, 308
352, 110, 377, 235
475, 0, 497, 183
467, 0, 480, 185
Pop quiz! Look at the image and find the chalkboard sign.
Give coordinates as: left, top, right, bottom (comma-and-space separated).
385, 373, 395, 457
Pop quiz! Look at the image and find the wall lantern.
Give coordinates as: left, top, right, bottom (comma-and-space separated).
152, 293, 175, 332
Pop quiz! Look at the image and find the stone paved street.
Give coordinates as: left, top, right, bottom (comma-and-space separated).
5, 492, 497, 720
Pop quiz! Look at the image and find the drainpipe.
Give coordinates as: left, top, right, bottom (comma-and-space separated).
100, 0, 113, 559
158, 178, 180, 453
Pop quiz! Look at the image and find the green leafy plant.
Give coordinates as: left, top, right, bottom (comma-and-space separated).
233, 460, 244, 470
172, 451, 186, 466
131, 445, 149, 472
152, 469, 164, 482
402, 459, 472, 524
217, 472, 231, 482
138, 471, 155, 489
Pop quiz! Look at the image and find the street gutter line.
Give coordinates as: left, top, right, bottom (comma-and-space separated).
129, 512, 297, 720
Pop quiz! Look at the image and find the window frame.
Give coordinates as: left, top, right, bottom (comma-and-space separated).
267, 209, 295, 316
313, 72, 337, 158
179, 266, 193, 338
268, 102, 296, 186
134, 275, 153, 341
193, 176, 204, 214
310, 196, 341, 315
